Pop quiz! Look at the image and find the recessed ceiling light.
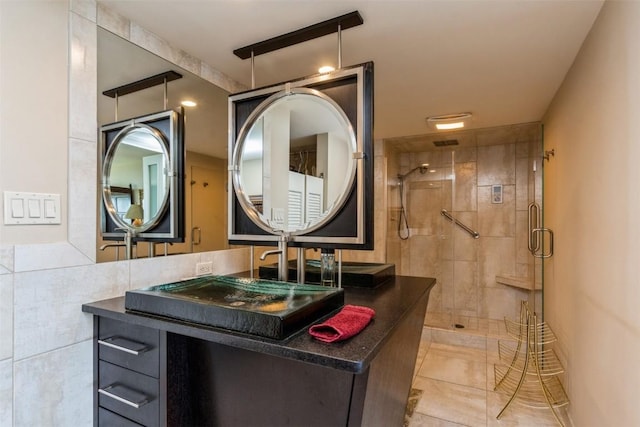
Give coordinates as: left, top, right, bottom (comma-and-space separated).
318, 66, 335, 74
181, 100, 197, 107
426, 113, 472, 131
435, 122, 464, 130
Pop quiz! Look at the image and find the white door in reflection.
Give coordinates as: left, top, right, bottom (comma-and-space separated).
143, 154, 166, 223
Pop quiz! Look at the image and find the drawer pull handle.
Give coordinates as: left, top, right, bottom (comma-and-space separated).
98, 385, 149, 409
98, 336, 148, 355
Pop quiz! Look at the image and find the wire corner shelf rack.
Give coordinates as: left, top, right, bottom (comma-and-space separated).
494, 300, 569, 426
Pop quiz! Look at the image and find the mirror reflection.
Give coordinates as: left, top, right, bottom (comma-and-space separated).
104, 125, 169, 230
98, 28, 230, 262
234, 89, 357, 234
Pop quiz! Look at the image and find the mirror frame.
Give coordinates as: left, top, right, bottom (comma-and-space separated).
228, 62, 374, 249
231, 87, 358, 236
100, 109, 185, 241
102, 122, 171, 233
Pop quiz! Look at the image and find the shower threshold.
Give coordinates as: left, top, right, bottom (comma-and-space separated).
425, 312, 510, 340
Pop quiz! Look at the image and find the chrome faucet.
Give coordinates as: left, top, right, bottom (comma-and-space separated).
259, 249, 282, 260
258, 235, 289, 282
99, 242, 126, 261
115, 227, 137, 260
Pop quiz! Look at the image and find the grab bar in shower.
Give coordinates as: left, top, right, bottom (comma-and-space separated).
440, 209, 480, 239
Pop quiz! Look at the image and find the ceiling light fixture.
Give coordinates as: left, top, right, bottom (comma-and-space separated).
426, 113, 472, 131
181, 100, 197, 107
318, 65, 335, 74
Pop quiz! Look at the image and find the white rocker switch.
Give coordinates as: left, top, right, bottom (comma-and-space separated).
44, 199, 56, 218
11, 198, 24, 218
28, 198, 41, 218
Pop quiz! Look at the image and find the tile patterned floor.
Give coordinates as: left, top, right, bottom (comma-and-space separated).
407, 314, 572, 427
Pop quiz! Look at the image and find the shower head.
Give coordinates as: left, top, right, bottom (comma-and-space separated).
398, 163, 429, 180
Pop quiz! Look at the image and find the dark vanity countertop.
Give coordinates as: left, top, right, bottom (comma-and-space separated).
82, 275, 435, 374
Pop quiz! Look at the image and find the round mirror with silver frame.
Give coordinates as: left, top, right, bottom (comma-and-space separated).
232, 87, 358, 236
102, 123, 170, 233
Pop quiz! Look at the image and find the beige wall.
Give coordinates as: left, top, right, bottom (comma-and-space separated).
0, 1, 70, 244
543, 1, 640, 425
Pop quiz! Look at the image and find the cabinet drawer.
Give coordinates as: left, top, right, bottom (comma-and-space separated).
98, 361, 159, 426
98, 317, 159, 378
98, 407, 143, 427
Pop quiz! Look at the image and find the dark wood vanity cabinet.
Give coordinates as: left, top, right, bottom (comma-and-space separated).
85, 276, 435, 427
94, 317, 166, 426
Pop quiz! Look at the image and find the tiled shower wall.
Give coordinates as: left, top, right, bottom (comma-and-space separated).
386, 123, 542, 322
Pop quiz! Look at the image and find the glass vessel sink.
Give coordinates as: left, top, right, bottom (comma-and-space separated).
259, 261, 396, 288
124, 275, 344, 340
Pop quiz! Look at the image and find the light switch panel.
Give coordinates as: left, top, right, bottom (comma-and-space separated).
3, 191, 61, 225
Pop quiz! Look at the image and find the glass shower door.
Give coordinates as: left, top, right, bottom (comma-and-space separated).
527, 127, 553, 317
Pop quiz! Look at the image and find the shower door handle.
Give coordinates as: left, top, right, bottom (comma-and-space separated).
528, 202, 554, 258
532, 228, 554, 258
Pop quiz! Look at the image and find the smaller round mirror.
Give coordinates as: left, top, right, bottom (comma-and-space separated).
232, 88, 357, 235
102, 123, 170, 233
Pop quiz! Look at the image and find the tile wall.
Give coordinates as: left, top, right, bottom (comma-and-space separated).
386, 123, 543, 323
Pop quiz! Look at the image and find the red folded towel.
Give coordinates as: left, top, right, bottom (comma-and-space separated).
309, 305, 376, 343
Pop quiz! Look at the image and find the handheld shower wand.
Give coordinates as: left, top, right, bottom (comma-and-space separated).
397, 163, 429, 239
